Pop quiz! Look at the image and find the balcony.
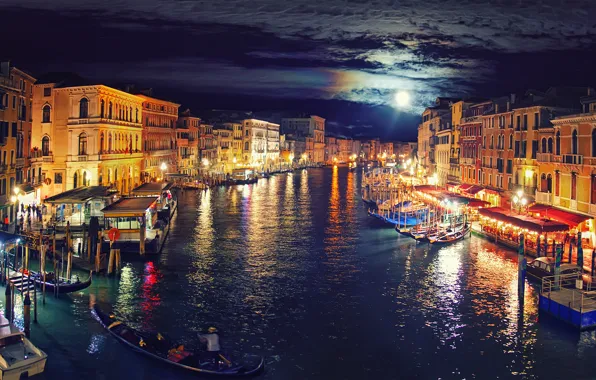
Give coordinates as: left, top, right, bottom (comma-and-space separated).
535, 191, 552, 205
449, 158, 459, 165
67, 117, 142, 128
536, 153, 553, 162
0, 165, 6, 174
16, 157, 25, 168
99, 151, 143, 160
562, 154, 583, 165
461, 158, 476, 165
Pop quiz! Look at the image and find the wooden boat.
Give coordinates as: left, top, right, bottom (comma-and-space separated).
12, 269, 92, 294
92, 304, 264, 377
0, 315, 47, 380
429, 225, 471, 245
526, 257, 580, 282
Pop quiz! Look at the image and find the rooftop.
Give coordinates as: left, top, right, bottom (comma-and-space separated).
101, 197, 158, 216
132, 182, 173, 195
44, 186, 116, 204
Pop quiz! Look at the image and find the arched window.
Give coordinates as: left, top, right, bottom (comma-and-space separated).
135, 108, 139, 123
556, 131, 561, 155
592, 129, 596, 157
100, 132, 104, 153
548, 137, 553, 153
135, 135, 139, 151
509, 134, 513, 149
100, 99, 105, 118
78, 133, 87, 155
572, 129, 578, 155
540, 173, 547, 192
108, 169, 112, 184
73, 172, 78, 189
541, 138, 546, 153
42, 105, 51, 123
79, 98, 89, 118
129, 107, 133, 122
82, 171, 88, 187
115, 168, 118, 181
42, 136, 50, 156
108, 102, 113, 119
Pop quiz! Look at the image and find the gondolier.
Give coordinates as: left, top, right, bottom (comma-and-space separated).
199, 327, 226, 364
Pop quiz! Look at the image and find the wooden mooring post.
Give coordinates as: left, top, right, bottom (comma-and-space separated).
518, 233, 526, 303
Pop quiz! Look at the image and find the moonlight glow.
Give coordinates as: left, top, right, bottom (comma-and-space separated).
395, 91, 410, 108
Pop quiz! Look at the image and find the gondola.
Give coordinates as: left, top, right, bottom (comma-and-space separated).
31, 271, 93, 294
92, 304, 264, 377
429, 225, 470, 245
11, 267, 93, 294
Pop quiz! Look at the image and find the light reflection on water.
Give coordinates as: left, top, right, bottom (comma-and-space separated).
15, 167, 596, 379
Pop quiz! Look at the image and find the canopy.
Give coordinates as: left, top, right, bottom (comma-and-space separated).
131, 182, 173, 196
465, 185, 484, 195
101, 197, 158, 217
44, 186, 115, 204
479, 207, 569, 233
528, 204, 591, 227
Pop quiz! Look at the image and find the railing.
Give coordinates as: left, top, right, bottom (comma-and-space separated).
67, 117, 142, 128
542, 273, 582, 296
535, 191, 552, 204
540, 273, 596, 311
536, 153, 553, 162
77, 155, 87, 162
16, 158, 25, 167
563, 154, 583, 165
461, 158, 475, 165
449, 158, 459, 164
0, 165, 6, 174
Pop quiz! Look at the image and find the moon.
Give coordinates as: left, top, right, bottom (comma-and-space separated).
395, 91, 410, 108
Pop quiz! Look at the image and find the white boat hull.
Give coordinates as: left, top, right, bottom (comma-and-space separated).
0, 356, 47, 380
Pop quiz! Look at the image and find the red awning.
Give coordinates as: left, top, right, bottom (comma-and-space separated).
467, 199, 490, 208
458, 184, 472, 191
478, 207, 569, 233
528, 204, 591, 227
465, 185, 483, 195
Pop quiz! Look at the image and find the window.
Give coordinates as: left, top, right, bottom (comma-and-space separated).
78, 133, 87, 155
100, 132, 105, 153
73, 172, 78, 189
100, 100, 105, 118
541, 174, 547, 192
521, 141, 527, 158
108, 102, 113, 119
514, 141, 520, 157
555, 171, 560, 196
11, 123, 16, 138
556, 131, 561, 155
593, 130, 596, 157
136, 108, 139, 123
571, 172, 577, 200
506, 159, 512, 174
41, 104, 50, 123
12, 96, 15, 109
108, 133, 112, 152
547, 174, 552, 193
541, 138, 546, 153
509, 134, 513, 149
55, 173, 62, 184
534, 113, 539, 129
531, 140, 538, 159
592, 175, 596, 204
79, 98, 89, 118
42, 136, 50, 156
43, 87, 51, 97
490, 136, 494, 149
523, 114, 528, 130
572, 129, 578, 155
516, 115, 521, 130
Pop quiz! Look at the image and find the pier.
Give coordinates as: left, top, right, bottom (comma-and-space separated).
539, 273, 596, 330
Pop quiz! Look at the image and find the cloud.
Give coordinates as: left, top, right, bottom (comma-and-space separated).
2, 0, 596, 127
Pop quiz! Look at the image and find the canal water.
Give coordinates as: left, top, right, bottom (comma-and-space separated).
7, 167, 596, 379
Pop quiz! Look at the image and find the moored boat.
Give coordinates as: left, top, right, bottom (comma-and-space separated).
0, 315, 47, 380
429, 224, 471, 245
92, 304, 264, 377
12, 269, 92, 294
526, 257, 580, 282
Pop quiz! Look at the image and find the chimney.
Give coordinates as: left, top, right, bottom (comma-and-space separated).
506, 101, 510, 112
495, 104, 499, 113
510, 93, 516, 104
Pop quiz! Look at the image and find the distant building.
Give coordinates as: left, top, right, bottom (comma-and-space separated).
418, 98, 453, 180
325, 136, 338, 164
177, 109, 201, 177
281, 116, 325, 164
242, 119, 280, 171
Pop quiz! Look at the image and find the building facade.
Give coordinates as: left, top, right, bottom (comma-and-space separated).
459, 101, 493, 188
0, 63, 36, 223
32, 80, 144, 198
280, 116, 325, 164
137, 94, 179, 181
325, 137, 338, 164
177, 109, 201, 177
242, 119, 280, 171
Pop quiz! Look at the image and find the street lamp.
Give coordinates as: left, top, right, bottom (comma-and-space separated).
160, 162, 167, 181
512, 189, 527, 214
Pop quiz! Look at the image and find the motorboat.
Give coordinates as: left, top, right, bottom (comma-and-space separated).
526, 257, 580, 282
0, 315, 47, 380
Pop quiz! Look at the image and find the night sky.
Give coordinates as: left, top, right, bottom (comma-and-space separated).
2, 1, 596, 140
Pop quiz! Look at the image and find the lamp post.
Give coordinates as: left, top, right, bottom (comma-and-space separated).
512, 189, 527, 214
10, 186, 21, 233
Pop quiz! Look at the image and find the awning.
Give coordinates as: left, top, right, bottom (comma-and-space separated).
131, 182, 173, 196
101, 196, 158, 217
465, 185, 484, 195
479, 207, 569, 233
44, 186, 116, 204
458, 184, 472, 191
528, 204, 591, 227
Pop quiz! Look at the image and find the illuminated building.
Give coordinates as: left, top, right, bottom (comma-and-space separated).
199, 123, 217, 172
242, 119, 280, 171
177, 109, 201, 177
459, 100, 493, 188
136, 93, 179, 181
32, 75, 144, 198
336, 138, 351, 162
417, 98, 453, 178
281, 115, 325, 164
0, 62, 36, 223
325, 136, 338, 164
214, 124, 234, 173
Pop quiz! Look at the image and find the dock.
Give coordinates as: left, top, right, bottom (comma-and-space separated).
539, 273, 596, 330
